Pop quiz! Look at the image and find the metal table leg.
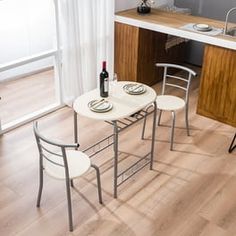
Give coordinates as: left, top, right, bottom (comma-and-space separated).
113, 120, 119, 198
74, 111, 78, 149
150, 101, 157, 170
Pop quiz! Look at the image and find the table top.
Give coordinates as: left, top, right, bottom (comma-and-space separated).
115, 9, 236, 50
73, 81, 157, 121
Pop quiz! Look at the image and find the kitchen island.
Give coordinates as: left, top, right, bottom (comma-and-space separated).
115, 8, 236, 127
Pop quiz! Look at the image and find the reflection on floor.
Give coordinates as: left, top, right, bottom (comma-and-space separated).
0, 69, 55, 124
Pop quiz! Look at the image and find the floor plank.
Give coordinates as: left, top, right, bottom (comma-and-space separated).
0, 69, 55, 124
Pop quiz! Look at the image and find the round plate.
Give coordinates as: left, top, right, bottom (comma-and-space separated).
123, 83, 146, 95
88, 100, 113, 113
193, 23, 212, 32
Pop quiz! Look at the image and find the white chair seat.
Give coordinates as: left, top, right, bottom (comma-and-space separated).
156, 95, 185, 111
44, 150, 91, 180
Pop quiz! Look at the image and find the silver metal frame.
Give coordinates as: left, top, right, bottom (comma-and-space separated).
33, 121, 102, 232
142, 63, 196, 150
74, 102, 157, 198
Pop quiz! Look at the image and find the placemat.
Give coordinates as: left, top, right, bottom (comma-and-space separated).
180, 23, 223, 36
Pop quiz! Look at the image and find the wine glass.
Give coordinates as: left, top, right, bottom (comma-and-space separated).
113, 73, 118, 83
110, 73, 118, 94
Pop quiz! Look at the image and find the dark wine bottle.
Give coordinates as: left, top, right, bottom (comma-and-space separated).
100, 61, 109, 97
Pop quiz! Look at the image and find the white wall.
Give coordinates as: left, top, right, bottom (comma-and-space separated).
115, 0, 174, 11
0, 0, 56, 81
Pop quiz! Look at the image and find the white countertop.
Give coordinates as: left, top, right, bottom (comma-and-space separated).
73, 81, 157, 121
115, 9, 236, 50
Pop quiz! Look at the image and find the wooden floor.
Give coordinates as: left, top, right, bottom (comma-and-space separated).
0, 72, 235, 236
0, 69, 55, 124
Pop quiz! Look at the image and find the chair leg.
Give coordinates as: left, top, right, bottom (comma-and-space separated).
65, 178, 73, 232
141, 105, 154, 140
36, 166, 43, 207
91, 164, 103, 204
70, 179, 74, 188
141, 115, 147, 140
157, 110, 163, 126
170, 111, 176, 151
185, 105, 190, 136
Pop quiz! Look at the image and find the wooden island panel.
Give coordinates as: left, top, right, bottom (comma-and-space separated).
197, 44, 236, 127
114, 22, 186, 86
114, 22, 139, 83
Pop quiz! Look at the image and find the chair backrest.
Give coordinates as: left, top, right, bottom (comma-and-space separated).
156, 63, 197, 104
33, 121, 78, 179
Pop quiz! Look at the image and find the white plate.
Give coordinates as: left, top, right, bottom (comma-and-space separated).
193, 23, 212, 32
123, 83, 146, 95
88, 100, 113, 113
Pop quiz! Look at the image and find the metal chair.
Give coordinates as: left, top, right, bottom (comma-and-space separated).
142, 63, 196, 150
33, 121, 102, 231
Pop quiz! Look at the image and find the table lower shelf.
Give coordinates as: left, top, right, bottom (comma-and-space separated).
117, 152, 151, 187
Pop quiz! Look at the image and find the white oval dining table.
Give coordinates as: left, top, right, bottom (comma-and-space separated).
73, 81, 157, 198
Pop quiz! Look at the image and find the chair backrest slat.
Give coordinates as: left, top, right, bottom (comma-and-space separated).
165, 83, 187, 91
42, 153, 65, 167
39, 143, 63, 158
166, 74, 189, 83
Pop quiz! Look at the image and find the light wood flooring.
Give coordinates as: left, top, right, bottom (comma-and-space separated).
0, 69, 55, 124
0, 72, 236, 236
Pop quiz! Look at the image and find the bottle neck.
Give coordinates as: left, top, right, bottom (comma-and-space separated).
102, 61, 106, 70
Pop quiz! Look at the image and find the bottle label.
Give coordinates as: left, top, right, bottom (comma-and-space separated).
104, 78, 108, 92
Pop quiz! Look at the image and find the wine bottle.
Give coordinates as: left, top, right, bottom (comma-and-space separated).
100, 61, 109, 97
